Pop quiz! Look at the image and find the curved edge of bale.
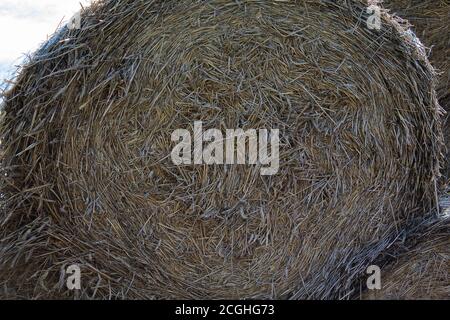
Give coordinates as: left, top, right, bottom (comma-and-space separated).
381, 0, 450, 100
381, 0, 450, 184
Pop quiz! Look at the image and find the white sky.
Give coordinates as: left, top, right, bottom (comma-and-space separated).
0, 0, 90, 89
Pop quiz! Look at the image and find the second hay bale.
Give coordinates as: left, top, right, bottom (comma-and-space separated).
362, 217, 450, 300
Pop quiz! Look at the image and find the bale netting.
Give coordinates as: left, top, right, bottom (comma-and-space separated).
0, 0, 444, 299
361, 217, 450, 300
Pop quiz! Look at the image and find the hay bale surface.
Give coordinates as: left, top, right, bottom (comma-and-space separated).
361, 217, 450, 300
0, 0, 443, 299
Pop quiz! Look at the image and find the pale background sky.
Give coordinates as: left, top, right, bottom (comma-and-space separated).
0, 0, 90, 90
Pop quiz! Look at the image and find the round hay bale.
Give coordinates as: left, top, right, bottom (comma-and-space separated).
0, 0, 443, 299
361, 217, 450, 300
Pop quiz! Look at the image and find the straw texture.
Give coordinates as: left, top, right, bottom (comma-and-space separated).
0, 0, 444, 299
